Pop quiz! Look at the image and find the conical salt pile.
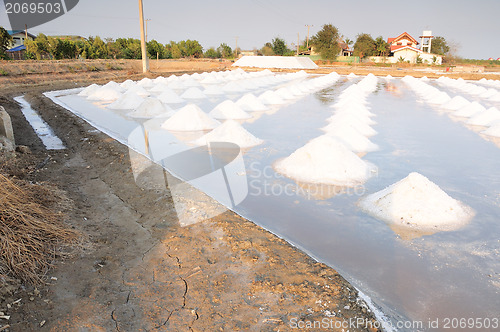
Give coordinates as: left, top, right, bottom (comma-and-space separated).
193, 120, 263, 148
161, 104, 219, 131
360, 172, 474, 231
274, 135, 375, 186
209, 100, 251, 120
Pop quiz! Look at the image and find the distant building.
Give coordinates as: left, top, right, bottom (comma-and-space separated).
338, 41, 353, 57
370, 31, 443, 65
6, 30, 36, 60
7, 30, 36, 48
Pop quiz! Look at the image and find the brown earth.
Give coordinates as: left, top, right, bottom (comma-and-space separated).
0, 60, 382, 331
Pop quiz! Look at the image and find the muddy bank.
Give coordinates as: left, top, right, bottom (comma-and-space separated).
0, 77, 381, 330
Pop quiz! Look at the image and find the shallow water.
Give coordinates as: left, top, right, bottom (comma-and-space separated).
14, 96, 65, 150
48, 76, 500, 331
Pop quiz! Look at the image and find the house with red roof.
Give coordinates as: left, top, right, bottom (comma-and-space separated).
371, 31, 443, 64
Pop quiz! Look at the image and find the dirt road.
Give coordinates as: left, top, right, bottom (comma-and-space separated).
0, 62, 381, 331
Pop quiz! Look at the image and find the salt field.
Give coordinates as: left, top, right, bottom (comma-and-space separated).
46, 69, 500, 330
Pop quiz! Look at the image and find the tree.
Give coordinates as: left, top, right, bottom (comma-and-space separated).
204, 47, 220, 59
217, 43, 232, 58
0, 27, 12, 59
147, 40, 164, 59
344, 38, 353, 48
374, 36, 389, 56
353, 33, 376, 58
430, 36, 450, 55
310, 24, 341, 60
271, 37, 288, 56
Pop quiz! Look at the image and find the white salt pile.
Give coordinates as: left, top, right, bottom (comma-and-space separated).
322, 119, 377, 137
180, 87, 207, 100
274, 135, 375, 186
78, 84, 100, 97
209, 100, 251, 120
87, 87, 122, 101
467, 107, 500, 126
442, 96, 470, 111
137, 77, 154, 88
108, 92, 144, 110
325, 126, 379, 153
149, 83, 172, 93
102, 81, 124, 92
120, 80, 136, 89
203, 85, 225, 96
454, 102, 486, 118
157, 90, 185, 104
359, 172, 474, 231
193, 120, 263, 148
161, 104, 220, 131
222, 82, 246, 93
127, 98, 173, 118
259, 91, 286, 105
347, 73, 357, 78
275, 87, 296, 100
482, 125, 500, 138
126, 85, 150, 97
236, 93, 267, 111
232, 56, 318, 69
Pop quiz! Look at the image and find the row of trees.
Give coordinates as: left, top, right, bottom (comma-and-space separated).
22, 33, 219, 60
1, 25, 451, 61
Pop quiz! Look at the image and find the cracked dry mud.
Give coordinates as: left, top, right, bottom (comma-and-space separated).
0, 73, 381, 331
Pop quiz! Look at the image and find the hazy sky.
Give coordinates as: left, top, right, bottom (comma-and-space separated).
1, 0, 499, 59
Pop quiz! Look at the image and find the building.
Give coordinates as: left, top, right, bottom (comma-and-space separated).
338, 41, 353, 57
5, 30, 36, 60
7, 30, 36, 49
370, 31, 443, 65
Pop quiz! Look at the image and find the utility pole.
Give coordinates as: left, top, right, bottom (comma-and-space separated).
234, 36, 238, 59
138, 0, 149, 73
305, 24, 313, 49
297, 33, 299, 56
145, 19, 151, 42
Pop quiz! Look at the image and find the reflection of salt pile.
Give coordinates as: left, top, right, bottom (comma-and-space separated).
108, 92, 144, 110
127, 98, 173, 118
193, 120, 263, 148
274, 136, 375, 186
360, 172, 474, 231
161, 104, 219, 131
236, 93, 267, 111
209, 100, 251, 120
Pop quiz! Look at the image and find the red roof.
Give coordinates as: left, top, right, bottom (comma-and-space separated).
388, 32, 419, 52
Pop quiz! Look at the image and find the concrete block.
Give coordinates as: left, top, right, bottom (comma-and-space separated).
0, 106, 15, 145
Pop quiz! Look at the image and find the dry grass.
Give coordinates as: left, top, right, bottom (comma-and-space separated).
0, 173, 79, 284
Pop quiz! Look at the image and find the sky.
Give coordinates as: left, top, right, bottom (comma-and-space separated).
1, 0, 499, 59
